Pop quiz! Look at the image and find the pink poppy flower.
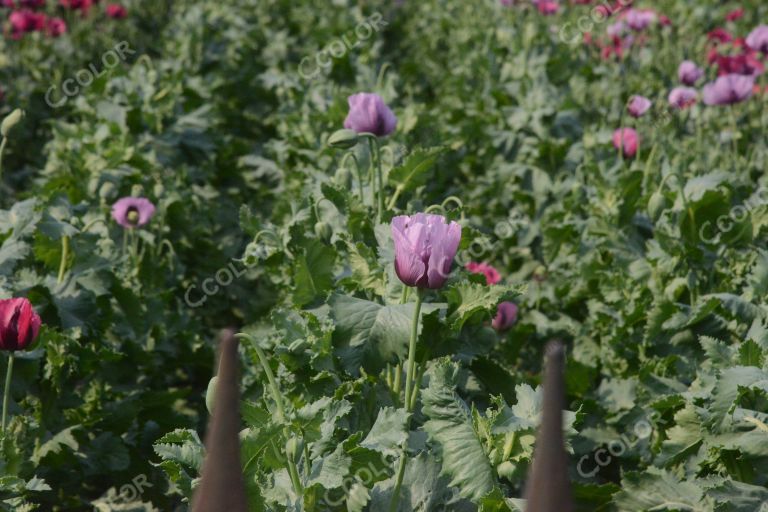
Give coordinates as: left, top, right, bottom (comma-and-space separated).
466, 262, 502, 285
612, 127, 639, 158
111, 197, 157, 229
627, 95, 652, 117
668, 87, 697, 109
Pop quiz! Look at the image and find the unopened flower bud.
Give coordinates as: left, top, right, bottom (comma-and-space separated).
205, 376, 218, 414
285, 437, 302, 463
328, 129, 359, 149
647, 190, 666, 220
1, 109, 24, 137
314, 221, 332, 244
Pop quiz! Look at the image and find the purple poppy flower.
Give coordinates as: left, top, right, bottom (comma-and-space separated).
626, 9, 656, 31
492, 301, 518, 332
343, 93, 397, 137
702, 73, 754, 105
607, 21, 627, 38
391, 213, 461, 289
627, 95, 652, 118
111, 197, 156, 229
678, 60, 704, 86
668, 87, 697, 109
746, 25, 768, 54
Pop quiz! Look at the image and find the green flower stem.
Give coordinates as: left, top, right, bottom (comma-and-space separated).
57, 235, 70, 284
0, 137, 7, 183
729, 106, 739, 171
340, 152, 364, 202
389, 289, 423, 512
2, 354, 14, 433
360, 135, 384, 222
391, 285, 410, 402
236, 334, 303, 497
387, 185, 404, 211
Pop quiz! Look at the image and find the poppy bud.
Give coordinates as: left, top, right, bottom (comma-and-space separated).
0, 109, 24, 138
0, 298, 42, 351
285, 437, 302, 463
492, 302, 518, 332
328, 129, 359, 150
205, 376, 217, 414
647, 190, 666, 220
334, 166, 353, 188
314, 221, 332, 244
99, 181, 117, 200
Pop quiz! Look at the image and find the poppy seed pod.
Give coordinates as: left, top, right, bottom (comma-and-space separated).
0, 298, 42, 351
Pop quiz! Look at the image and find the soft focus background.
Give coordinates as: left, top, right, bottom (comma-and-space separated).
1, 0, 768, 510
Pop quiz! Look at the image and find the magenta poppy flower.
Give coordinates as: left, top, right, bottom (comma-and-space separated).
746, 25, 768, 54
111, 197, 156, 229
46, 17, 66, 37
668, 87, 697, 109
9, 9, 44, 35
714, 52, 764, 77
534, 0, 558, 15
0, 298, 41, 352
708, 28, 733, 44
612, 128, 639, 158
726, 8, 744, 22
391, 213, 461, 289
627, 95, 652, 118
105, 3, 127, 18
343, 93, 397, 137
492, 302, 518, 332
466, 262, 501, 285
626, 9, 656, 31
678, 61, 704, 86
703, 74, 754, 105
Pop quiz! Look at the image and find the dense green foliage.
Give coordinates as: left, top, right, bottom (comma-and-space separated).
1, 0, 768, 510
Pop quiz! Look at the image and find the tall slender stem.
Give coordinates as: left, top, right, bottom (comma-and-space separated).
389, 289, 423, 512
2, 354, 14, 432
57, 236, 70, 284
235, 334, 303, 497
369, 138, 384, 223
340, 152, 364, 202
0, 137, 7, 184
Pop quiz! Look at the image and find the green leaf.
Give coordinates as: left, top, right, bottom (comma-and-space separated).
614, 468, 711, 511
361, 407, 409, 456
387, 147, 444, 194
331, 294, 430, 375
293, 239, 336, 306
421, 360, 496, 501
445, 282, 522, 330
738, 340, 764, 367
153, 429, 204, 471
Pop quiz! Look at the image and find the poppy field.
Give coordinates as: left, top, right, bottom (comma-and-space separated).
2, 0, 768, 510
